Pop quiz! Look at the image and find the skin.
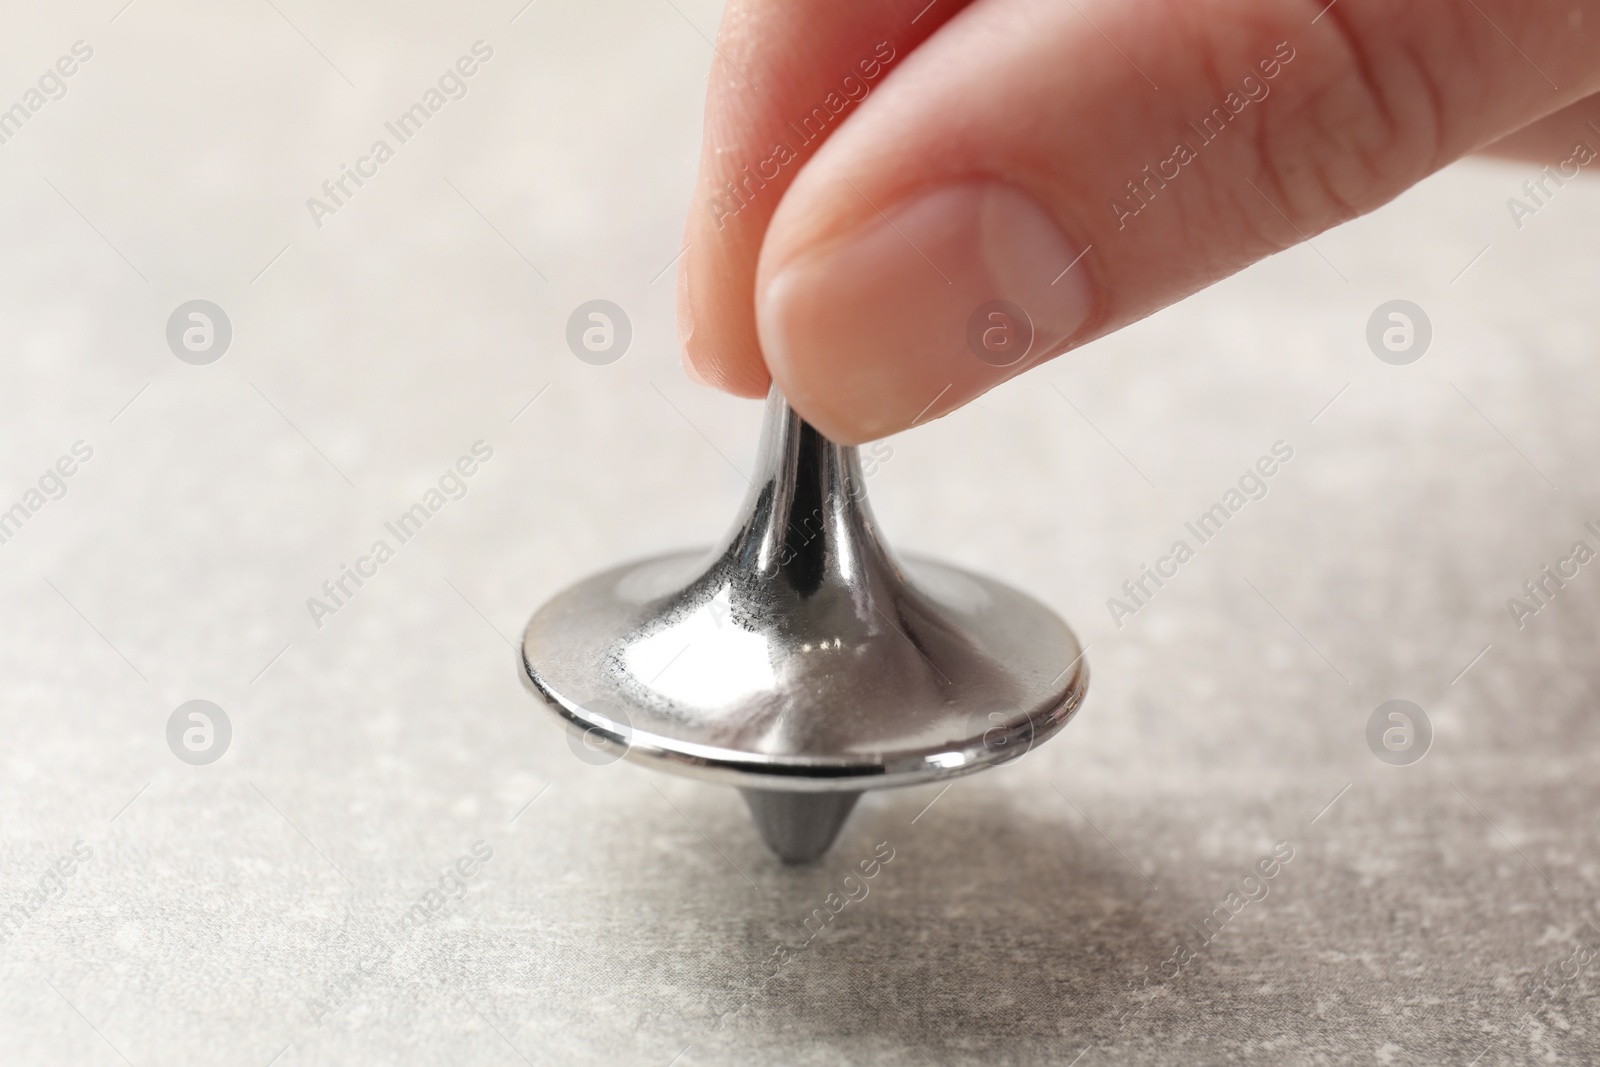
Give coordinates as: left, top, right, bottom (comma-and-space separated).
677, 0, 1600, 444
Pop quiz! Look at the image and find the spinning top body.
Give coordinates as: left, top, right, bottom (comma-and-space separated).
520, 389, 1087, 861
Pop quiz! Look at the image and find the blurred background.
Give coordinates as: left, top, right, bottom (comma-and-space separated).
2, 2, 1598, 1064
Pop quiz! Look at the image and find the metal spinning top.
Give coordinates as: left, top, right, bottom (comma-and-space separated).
520, 388, 1088, 863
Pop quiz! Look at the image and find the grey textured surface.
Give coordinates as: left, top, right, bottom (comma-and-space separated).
3, 2, 1600, 1065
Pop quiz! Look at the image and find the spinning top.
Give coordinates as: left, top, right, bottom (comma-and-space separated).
520, 388, 1088, 862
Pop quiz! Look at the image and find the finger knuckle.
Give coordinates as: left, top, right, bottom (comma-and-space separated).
1250, 1, 1458, 235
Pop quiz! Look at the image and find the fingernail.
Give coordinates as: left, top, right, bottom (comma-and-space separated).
757, 181, 1093, 443
675, 245, 709, 386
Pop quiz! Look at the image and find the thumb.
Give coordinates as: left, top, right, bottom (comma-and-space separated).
750, 0, 1600, 443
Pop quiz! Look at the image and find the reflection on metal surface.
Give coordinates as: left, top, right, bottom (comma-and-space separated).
521, 388, 1088, 861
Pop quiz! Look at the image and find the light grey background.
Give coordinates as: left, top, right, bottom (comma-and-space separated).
3, 2, 1599, 1064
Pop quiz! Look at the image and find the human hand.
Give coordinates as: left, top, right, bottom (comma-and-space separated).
676, 0, 1600, 443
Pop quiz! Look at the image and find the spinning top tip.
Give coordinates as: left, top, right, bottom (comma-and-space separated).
739, 790, 863, 865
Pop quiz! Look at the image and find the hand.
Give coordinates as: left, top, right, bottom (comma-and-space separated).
676, 0, 1600, 443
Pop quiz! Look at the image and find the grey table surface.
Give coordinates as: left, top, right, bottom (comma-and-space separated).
3, 3, 1600, 1065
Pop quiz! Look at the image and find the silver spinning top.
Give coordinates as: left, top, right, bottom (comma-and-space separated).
520, 388, 1088, 862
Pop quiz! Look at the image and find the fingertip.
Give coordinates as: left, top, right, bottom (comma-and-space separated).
758, 180, 1095, 444
674, 247, 707, 385
676, 211, 772, 397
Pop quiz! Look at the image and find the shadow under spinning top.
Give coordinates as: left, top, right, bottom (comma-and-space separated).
520, 388, 1088, 862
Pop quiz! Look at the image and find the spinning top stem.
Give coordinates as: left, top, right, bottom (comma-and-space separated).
521, 389, 1087, 862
